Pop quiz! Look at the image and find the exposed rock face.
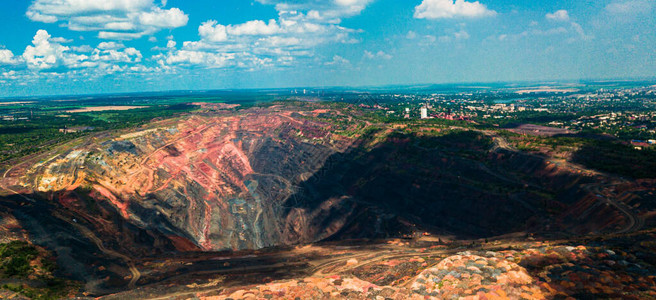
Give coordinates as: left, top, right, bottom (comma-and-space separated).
4, 104, 654, 297
411, 254, 535, 298
6, 104, 642, 259
182, 243, 656, 300
28, 107, 354, 251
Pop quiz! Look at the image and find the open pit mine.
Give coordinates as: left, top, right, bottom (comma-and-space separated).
1, 103, 655, 299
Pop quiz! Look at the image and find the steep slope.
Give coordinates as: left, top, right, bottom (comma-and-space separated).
23, 106, 355, 252
5, 105, 638, 252
1, 103, 650, 295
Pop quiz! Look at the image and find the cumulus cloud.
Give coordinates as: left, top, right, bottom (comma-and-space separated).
198, 21, 228, 42
26, 0, 189, 40
0, 49, 20, 65
160, 0, 371, 70
546, 10, 570, 22
543, 10, 591, 41
162, 50, 235, 68
414, 0, 496, 19
91, 47, 142, 63
22, 30, 87, 70
4, 29, 155, 82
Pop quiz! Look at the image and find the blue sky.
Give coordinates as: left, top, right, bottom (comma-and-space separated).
0, 0, 654, 96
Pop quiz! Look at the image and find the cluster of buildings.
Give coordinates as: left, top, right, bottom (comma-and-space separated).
631, 139, 656, 150
1, 115, 29, 121
351, 86, 656, 144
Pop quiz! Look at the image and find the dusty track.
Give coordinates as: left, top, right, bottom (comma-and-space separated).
53, 211, 142, 289
487, 132, 644, 235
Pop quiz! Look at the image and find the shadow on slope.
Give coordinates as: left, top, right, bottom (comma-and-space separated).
0, 191, 185, 296
0, 129, 637, 296
571, 140, 656, 179
281, 130, 628, 242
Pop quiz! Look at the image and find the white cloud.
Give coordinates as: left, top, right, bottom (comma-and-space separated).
2, 70, 18, 79
91, 47, 142, 63
491, 21, 592, 44
325, 55, 350, 65
546, 10, 570, 22
0, 49, 19, 65
167, 40, 177, 48
228, 20, 280, 36
97, 42, 125, 50
605, 0, 654, 15
26, 0, 189, 40
50, 37, 73, 43
414, 0, 496, 19
570, 22, 592, 41
138, 7, 188, 28
257, 0, 373, 20
198, 21, 228, 42
98, 31, 146, 40
454, 29, 470, 40
162, 0, 370, 70
22, 30, 87, 70
543, 10, 592, 41
436, 29, 470, 42
71, 45, 94, 52
406, 31, 417, 39
4, 30, 154, 82
163, 50, 234, 68
364, 50, 392, 60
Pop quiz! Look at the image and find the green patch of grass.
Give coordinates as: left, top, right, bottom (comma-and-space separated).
0, 241, 81, 299
0, 241, 39, 278
572, 140, 656, 179
2, 279, 78, 300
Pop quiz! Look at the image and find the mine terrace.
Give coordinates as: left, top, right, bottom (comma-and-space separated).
0, 83, 655, 299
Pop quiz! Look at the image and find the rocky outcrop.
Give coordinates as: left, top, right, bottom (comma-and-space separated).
22, 107, 354, 252
6, 105, 643, 257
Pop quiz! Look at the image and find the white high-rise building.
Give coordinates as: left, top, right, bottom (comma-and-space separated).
420, 107, 428, 119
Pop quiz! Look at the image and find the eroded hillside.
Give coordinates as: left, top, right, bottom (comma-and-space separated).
1, 102, 654, 297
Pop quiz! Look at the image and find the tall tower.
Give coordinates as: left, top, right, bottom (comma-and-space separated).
420, 107, 428, 119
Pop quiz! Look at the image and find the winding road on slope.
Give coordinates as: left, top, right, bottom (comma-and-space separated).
1, 167, 142, 291
52, 211, 142, 289
485, 131, 644, 235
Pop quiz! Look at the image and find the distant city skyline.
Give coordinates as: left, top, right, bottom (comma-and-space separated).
0, 0, 655, 97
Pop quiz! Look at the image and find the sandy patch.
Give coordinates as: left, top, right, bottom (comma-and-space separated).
0, 101, 35, 105
516, 88, 579, 94
66, 106, 146, 113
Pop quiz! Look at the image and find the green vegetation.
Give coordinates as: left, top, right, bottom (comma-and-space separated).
0, 241, 79, 300
490, 112, 579, 127
0, 103, 198, 164
499, 127, 656, 178
572, 141, 656, 179
0, 241, 39, 278
2, 279, 76, 300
